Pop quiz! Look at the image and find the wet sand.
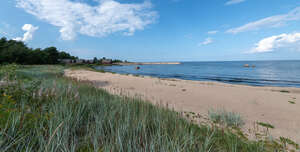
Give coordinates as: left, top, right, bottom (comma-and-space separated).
65, 69, 300, 143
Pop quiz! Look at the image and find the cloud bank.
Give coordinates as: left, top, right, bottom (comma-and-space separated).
225, 0, 245, 5
14, 24, 39, 42
250, 33, 300, 53
16, 0, 158, 40
227, 7, 300, 34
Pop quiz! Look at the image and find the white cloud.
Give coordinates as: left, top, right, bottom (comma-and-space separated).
199, 38, 213, 46
14, 24, 39, 42
227, 7, 300, 34
225, 0, 245, 5
16, 0, 158, 40
207, 30, 218, 34
249, 32, 300, 53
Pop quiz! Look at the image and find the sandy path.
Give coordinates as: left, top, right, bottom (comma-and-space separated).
65, 69, 300, 143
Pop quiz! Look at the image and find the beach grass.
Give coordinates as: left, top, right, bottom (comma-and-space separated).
0, 65, 299, 151
208, 109, 245, 128
288, 101, 296, 104
257, 122, 275, 129
279, 90, 290, 93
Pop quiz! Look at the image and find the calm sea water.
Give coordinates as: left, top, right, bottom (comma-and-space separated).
95, 60, 300, 88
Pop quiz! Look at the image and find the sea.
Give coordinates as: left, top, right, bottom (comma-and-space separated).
95, 60, 300, 88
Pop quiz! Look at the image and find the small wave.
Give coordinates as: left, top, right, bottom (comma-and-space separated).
95, 61, 300, 88
198, 76, 300, 87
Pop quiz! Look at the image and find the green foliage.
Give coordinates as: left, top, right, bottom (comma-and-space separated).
279, 137, 299, 150
257, 122, 275, 129
0, 37, 77, 65
288, 101, 296, 104
92, 57, 98, 64
279, 90, 290, 93
112, 59, 123, 63
208, 109, 245, 128
0, 64, 18, 81
0, 65, 298, 152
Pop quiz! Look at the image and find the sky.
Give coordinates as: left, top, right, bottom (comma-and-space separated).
1, 0, 300, 61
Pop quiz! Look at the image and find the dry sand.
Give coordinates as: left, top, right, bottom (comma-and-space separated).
65, 69, 300, 143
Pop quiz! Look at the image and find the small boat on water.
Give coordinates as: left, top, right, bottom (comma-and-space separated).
244, 64, 256, 68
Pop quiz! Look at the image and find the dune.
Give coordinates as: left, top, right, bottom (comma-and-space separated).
65, 69, 300, 143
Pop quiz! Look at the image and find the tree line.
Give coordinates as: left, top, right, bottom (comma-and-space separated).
0, 37, 77, 64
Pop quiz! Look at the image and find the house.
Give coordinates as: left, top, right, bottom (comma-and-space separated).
59, 58, 112, 64
86, 60, 94, 64
59, 59, 73, 64
74, 59, 84, 64
101, 59, 112, 64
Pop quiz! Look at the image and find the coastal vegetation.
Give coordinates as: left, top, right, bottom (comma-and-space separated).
0, 37, 77, 64
0, 37, 123, 65
208, 109, 245, 128
279, 90, 290, 93
288, 101, 296, 104
256, 122, 275, 129
0, 64, 299, 151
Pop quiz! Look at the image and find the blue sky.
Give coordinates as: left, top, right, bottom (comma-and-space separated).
1, 0, 300, 61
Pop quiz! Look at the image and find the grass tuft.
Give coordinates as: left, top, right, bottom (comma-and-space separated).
257, 122, 275, 129
279, 90, 290, 93
208, 109, 245, 128
288, 101, 296, 104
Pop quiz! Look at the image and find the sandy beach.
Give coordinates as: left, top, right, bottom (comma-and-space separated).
65, 69, 300, 143
114, 62, 181, 65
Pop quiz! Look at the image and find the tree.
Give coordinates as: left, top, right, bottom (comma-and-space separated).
0, 40, 30, 64
27, 49, 47, 64
58, 51, 76, 60
93, 57, 98, 64
0, 37, 7, 48
112, 59, 123, 63
0, 37, 77, 65
43, 47, 59, 64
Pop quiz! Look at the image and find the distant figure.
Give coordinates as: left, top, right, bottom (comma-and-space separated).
252, 65, 256, 68
136, 66, 140, 70
243, 64, 250, 67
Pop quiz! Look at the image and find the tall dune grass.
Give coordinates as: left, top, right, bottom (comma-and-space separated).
0, 65, 298, 151
208, 109, 245, 128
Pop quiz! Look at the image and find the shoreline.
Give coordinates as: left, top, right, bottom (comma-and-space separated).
95, 68, 300, 89
114, 62, 181, 65
120, 71, 300, 91
65, 69, 300, 143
